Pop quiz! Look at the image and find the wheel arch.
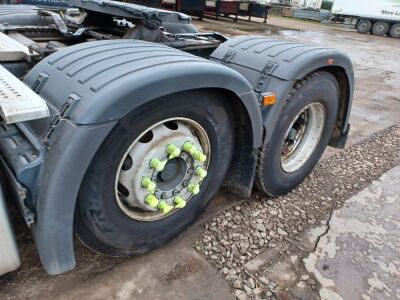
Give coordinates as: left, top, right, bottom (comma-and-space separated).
314, 65, 353, 147
209, 36, 354, 149
272, 51, 354, 144
24, 39, 263, 147
281, 64, 353, 148
23, 40, 263, 275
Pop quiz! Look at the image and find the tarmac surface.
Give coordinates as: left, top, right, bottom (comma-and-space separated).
304, 165, 400, 300
0, 14, 399, 300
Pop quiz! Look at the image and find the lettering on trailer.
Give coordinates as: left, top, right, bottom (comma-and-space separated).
381, 9, 400, 15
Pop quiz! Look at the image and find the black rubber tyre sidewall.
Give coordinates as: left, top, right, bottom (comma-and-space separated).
356, 19, 372, 33
389, 23, 400, 38
372, 21, 389, 36
75, 90, 234, 256
258, 72, 339, 197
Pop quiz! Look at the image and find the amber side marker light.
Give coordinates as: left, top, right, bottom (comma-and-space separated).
262, 93, 276, 106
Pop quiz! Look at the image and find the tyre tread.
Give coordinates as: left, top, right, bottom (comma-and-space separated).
255, 71, 323, 197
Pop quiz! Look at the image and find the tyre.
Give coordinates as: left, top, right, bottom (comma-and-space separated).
372, 21, 389, 36
256, 72, 339, 197
389, 23, 400, 38
75, 90, 234, 256
356, 19, 372, 34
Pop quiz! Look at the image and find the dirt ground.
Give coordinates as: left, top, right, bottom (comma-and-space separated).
1, 15, 399, 300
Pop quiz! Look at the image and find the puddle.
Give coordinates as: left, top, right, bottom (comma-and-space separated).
263, 28, 303, 36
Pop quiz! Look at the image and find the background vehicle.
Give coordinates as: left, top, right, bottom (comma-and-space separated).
0, 0, 353, 276
331, 0, 400, 38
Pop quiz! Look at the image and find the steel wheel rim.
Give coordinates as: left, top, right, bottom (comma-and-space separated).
281, 102, 326, 173
115, 117, 210, 221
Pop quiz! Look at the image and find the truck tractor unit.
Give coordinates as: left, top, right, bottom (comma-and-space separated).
0, 0, 353, 276
331, 0, 400, 38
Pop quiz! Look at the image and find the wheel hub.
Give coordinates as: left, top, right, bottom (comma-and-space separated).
281, 102, 326, 173
157, 157, 186, 187
115, 118, 210, 221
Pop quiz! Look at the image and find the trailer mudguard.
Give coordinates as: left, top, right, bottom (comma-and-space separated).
18, 40, 262, 274
210, 36, 354, 147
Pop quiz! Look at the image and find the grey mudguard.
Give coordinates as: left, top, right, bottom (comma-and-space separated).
0, 5, 52, 26
24, 39, 262, 143
31, 119, 116, 275
210, 36, 354, 144
21, 39, 262, 274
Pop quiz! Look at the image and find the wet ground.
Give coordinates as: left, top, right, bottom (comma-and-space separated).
1, 15, 400, 300
304, 165, 400, 300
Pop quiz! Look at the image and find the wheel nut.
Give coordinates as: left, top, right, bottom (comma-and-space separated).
188, 183, 200, 195
145, 194, 159, 208
141, 177, 156, 193
193, 151, 207, 163
166, 144, 181, 159
174, 196, 187, 208
183, 142, 197, 155
158, 200, 173, 214
150, 158, 167, 172
195, 167, 207, 179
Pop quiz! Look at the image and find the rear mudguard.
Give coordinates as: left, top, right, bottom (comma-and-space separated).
17, 40, 263, 274
210, 36, 354, 148
0, 5, 53, 26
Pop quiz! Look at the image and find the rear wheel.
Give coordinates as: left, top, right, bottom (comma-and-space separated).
256, 72, 339, 197
75, 90, 234, 256
389, 23, 400, 38
356, 19, 372, 34
372, 21, 389, 36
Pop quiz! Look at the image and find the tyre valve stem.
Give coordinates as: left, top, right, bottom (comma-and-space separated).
174, 196, 187, 209
158, 200, 173, 214
166, 144, 181, 159
195, 167, 207, 179
183, 142, 197, 155
145, 194, 159, 208
150, 158, 167, 172
141, 177, 156, 194
188, 183, 200, 195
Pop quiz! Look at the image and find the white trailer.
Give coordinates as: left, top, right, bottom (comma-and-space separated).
331, 0, 400, 38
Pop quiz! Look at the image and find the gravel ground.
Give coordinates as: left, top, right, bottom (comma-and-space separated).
196, 125, 400, 300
